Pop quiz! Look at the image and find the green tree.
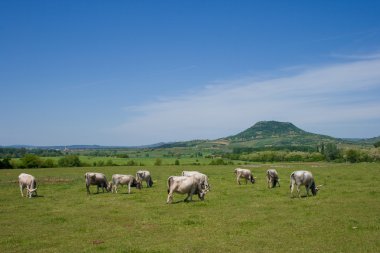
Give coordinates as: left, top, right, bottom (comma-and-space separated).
0, 158, 13, 169
323, 143, 340, 161
174, 159, 180, 165
374, 141, 380, 148
345, 149, 360, 163
21, 154, 43, 168
154, 158, 162, 166
58, 155, 81, 167
42, 158, 56, 168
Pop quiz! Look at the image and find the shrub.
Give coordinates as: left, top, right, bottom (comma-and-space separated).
154, 158, 162, 166
58, 155, 81, 167
42, 158, 56, 168
21, 154, 43, 168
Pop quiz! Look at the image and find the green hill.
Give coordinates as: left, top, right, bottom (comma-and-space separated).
158, 121, 380, 153
222, 121, 337, 151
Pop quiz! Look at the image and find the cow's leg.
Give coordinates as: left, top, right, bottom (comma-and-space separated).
306, 185, 310, 196
86, 185, 91, 195
20, 184, 24, 197
297, 185, 301, 198
128, 182, 131, 194
237, 176, 241, 185
167, 190, 174, 204
26, 186, 31, 198
290, 184, 294, 197
184, 192, 194, 202
97, 185, 99, 194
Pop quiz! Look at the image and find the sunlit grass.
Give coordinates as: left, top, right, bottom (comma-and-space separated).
0, 163, 379, 252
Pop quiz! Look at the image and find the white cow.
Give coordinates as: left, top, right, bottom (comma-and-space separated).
136, 170, 153, 188
181, 171, 210, 191
234, 168, 255, 185
84, 172, 109, 195
290, 170, 321, 198
266, 169, 280, 188
167, 176, 206, 204
108, 174, 141, 194
18, 173, 38, 198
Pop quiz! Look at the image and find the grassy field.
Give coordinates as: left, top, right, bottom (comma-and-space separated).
0, 163, 379, 252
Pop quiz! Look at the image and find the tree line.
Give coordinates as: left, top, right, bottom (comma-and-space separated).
224, 143, 380, 163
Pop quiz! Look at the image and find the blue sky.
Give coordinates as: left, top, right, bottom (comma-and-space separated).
1, 1, 380, 146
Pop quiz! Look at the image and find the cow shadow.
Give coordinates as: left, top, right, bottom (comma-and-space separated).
290, 195, 313, 199
170, 199, 204, 204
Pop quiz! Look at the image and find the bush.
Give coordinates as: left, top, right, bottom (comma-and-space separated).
154, 158, 162, 166
209, 158, 230, 165
0, 158, 13, 169
21, 154, 43, 168
42, 158, 56, 168
58, 155, 81, 167
126, 160, 138, 166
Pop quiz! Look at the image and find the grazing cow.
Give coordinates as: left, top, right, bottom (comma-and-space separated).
266, 169, 280, 188
84, 172, 109, 195
290, 170, 321, 198
108, 174, 141, 194
18, 173, 38, 198
167, 176, 206, 204
181, 171, 210, 191
234, 168, 255, 185
136, 170, 153, 188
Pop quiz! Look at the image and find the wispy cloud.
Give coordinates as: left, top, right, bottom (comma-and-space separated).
330, 52, 380, 60
112, 58, 380, 145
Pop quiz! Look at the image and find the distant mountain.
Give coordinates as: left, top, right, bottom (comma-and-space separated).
226, 121, 330, 141
156, 121, 378, 151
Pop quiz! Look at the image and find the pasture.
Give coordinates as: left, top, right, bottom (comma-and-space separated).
0, 163, 379, 252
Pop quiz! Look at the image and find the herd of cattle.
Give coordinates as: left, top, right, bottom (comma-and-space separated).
18, 168, 322, 202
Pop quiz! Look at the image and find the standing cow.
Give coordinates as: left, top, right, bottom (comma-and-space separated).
18, 173, 38, 198
266, 169, 280, 188
108, 174, 141, 194
84, 172, 109, 195
234, 168, 255, 185
290, 170, 321, 198
181, 171, 210, 191
167, 176, 206, 204
136, 170, 153, 188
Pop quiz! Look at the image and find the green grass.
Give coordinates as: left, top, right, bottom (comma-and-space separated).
0, 163, 379, 252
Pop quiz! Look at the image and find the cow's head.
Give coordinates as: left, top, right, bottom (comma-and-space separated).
311, 182, 322, 196
198, 189, 206, 201
107, 181, 113, 192
132, 179, 142, 190
202, 182, 211, 192
250, 176, 256, 184
27, 187, 38, 197
312, 184, 323, 196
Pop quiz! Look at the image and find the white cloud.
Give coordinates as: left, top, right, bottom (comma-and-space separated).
112, 59, 380, 145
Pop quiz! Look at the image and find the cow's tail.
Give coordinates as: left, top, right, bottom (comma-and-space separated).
290, 172, 295, 189
167, 176, 173, 194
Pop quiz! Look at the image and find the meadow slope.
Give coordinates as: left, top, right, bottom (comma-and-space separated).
0, 163, 379, 253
